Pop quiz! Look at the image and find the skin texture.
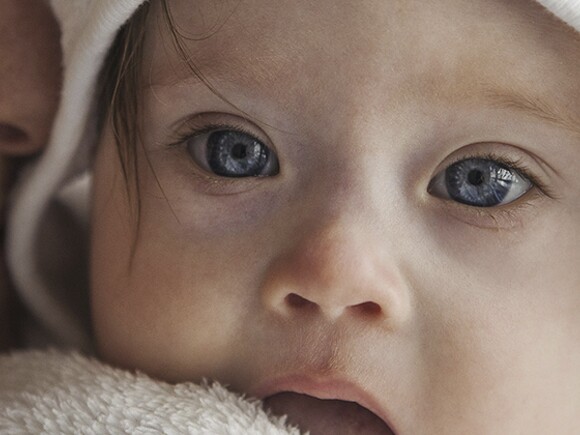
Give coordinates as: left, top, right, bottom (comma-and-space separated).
0, 0, 62, 350
92, 0, 580, 432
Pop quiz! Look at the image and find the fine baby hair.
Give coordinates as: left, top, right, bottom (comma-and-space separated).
7, 0, 580, 433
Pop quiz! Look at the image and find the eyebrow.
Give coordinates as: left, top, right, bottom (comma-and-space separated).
481, 86, 580, 137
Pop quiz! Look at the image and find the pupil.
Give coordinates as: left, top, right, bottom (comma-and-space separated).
232, 143, 247, 159
467, 169, 484, 186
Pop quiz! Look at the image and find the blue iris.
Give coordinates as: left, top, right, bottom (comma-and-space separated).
207, 130, 272, 177
445, 158, 515, 207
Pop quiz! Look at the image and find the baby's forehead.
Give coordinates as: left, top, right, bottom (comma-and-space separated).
151, 0, 580, 54
145, 0, 580, 133
149, 0, 580, 75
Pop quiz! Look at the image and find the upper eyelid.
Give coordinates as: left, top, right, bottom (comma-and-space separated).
167, 113, 274, 149
168, 122, 257, 148
447, 153, 532, 182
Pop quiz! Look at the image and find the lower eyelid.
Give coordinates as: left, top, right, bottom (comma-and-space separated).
158, 144, 270, 196
188, 169, 271, 195
434, 188, 547, 230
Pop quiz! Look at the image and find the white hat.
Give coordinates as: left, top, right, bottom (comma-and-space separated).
7, 0, 580, 349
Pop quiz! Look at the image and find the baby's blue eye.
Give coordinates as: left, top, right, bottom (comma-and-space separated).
187, 130, 279, 178
429, 158, 532, 207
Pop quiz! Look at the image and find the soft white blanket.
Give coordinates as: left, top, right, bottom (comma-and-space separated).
0, 350, 301, 434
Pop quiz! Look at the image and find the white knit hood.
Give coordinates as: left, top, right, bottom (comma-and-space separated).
7, 0, 580, 350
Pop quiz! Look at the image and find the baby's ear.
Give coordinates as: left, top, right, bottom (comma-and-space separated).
0, 123, 46, 156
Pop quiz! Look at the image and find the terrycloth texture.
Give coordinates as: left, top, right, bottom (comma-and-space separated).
6, 0, 580, 349
0, 350, 301, 434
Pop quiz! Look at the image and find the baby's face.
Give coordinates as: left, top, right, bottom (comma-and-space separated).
92, 0, 580, 432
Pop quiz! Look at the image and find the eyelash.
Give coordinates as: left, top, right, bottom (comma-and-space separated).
444, 150, 556, 200
168, 121, 263, 150
430, 149, 557, 229
462, 187, 548, 226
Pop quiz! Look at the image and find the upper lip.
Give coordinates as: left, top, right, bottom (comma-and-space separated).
250, 373, 396, 433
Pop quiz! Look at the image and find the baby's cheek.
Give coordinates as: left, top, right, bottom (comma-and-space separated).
92, 213, 258, 383
413, 212, 580, 430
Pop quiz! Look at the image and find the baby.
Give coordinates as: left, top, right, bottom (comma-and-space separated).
7, 0, 580, 433
0, 0, 61, 350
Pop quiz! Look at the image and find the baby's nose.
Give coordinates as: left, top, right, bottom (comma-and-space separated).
260, 219, 412, 327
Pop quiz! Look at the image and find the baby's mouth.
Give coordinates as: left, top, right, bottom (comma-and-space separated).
264, 392, 395, 435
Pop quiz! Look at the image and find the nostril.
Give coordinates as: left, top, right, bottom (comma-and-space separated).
0, 124, 28, 145
285, 293, 318, 312
350, 301, 382, 317
284, 294, 383, 318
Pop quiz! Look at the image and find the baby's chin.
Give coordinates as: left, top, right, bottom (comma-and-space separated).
264, 392, 395, 435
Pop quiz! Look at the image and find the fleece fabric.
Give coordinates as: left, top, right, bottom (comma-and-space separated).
5, 0, 580, 362
0, 350, 300, 434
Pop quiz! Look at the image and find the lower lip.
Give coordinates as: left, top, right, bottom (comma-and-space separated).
252, 375, 394, 431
